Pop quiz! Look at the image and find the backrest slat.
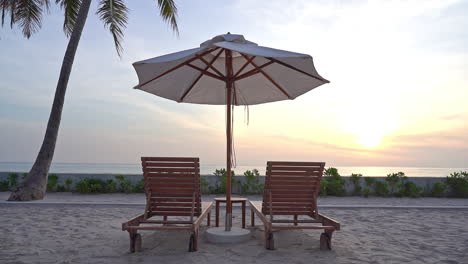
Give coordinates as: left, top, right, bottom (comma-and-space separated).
262, 161, 325, 216
141, 157, 201, 217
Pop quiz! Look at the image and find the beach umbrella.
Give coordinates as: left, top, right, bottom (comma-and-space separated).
132, 33, 329, 231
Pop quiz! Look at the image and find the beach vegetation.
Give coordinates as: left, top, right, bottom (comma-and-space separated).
323, 168, 346, 196
319, 180, 328, 196
0, 180, 9, 191
7, 173, 19, 190
431, 182, 447, 198
363, 177, 376, 197
446, 171, 468, 198
56, 185, 67, 192
386, 172, 405, 195
115, 175, 133, 193
47, 174, 59, 192
3, 0, 179, 201
363, 187, 370, 198
65, 179, 73, 191
133, 180, 145, 193
89, 182, 104, 193
201, 176, 210, 194
105, 179, 118, 193
397, 178, 422, 198
350, 173, 363, 195
211, 169, 236, 194
75, 178, 106, 193
75, 179, 91, 193
374, 181, 389, 196
237, 169, 264, 194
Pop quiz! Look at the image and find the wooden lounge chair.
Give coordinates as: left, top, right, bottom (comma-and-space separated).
249, 161, 340, 250
122, 157, 213, 252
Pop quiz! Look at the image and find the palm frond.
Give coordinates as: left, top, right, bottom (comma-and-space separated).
56, 0, 81, 37
41, 0, 50, 12
156, 0, 178, 34
0, 0, 15, 27
14, 0, 44, 38
96, 0, 128, 57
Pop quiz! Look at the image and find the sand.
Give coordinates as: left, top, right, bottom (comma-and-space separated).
0, 194, 467, 263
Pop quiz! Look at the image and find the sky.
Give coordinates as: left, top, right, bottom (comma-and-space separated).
0, 0, 467, 168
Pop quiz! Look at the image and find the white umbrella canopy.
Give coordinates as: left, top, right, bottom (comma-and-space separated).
133, 33, 329, 105
132, 33, 329, 232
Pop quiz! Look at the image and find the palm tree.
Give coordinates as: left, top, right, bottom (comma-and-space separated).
1, 0, 178, 201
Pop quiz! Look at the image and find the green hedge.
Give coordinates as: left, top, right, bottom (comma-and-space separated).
2, 169, 467, 198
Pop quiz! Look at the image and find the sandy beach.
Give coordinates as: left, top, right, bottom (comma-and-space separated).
1, 193, 467, 264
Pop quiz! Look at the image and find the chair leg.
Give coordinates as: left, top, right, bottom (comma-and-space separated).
294, 215, 298, 226
251, 208, 255, 227
129, 231, 141, 253
266, 230, 275, 250
320, 230, 334, 250
189, 229, 199, 252
129, 231, 135, 253
207, 211, 211, 226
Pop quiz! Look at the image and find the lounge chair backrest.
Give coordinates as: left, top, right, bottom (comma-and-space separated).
141, 157, 202, 217
262, 161, 325, 217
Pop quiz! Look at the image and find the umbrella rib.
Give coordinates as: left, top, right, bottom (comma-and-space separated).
233, 82, 238, 105
179, 48, 225, 102
233, 55, 256, 78
195, 54, 225, 78
135, 48, 220, 89
186, 63, 225, 81
234, 61, 274, 81
266, 57, 330, 83
240, 53, 292, 99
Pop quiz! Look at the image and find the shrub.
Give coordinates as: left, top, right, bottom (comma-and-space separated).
363, 177, 375, 197
431, 182, 447, 198
47, 174, 59, 192
75, 179, 90, 193
201, 177, 210, 194
211, 169, 236, 194
105, 179, 117, 193
7, 173, 18, 190
56, 185, 66, 192
363, 187, 370, 198
0, 180, 9, 191
133, 179, 145, 193
75, 178, 106, 193
89, 182, 103, 193
121, 180, 133, 193
319, 179, 328, 196
237, 169, 263, 194
350, 173, 362, 195
324, 168, 346, 196
386, 172, 405, 195
374, 181, 389, 196
446, 171, 468, 198
397, 180, 422, 198
115, 175, 133, 193
65, 179, 73, 191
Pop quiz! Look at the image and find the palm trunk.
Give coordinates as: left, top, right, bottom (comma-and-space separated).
8, 0, 92, 201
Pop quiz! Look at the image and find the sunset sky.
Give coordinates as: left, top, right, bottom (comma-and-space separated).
1, 0, 467, 167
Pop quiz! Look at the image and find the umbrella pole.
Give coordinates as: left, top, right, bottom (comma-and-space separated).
225, 49, 233, 231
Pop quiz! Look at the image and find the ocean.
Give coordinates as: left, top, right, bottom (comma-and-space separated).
0, 162, 466, 177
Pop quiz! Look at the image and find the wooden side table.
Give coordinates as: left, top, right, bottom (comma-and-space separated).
215, 197, 248, 228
